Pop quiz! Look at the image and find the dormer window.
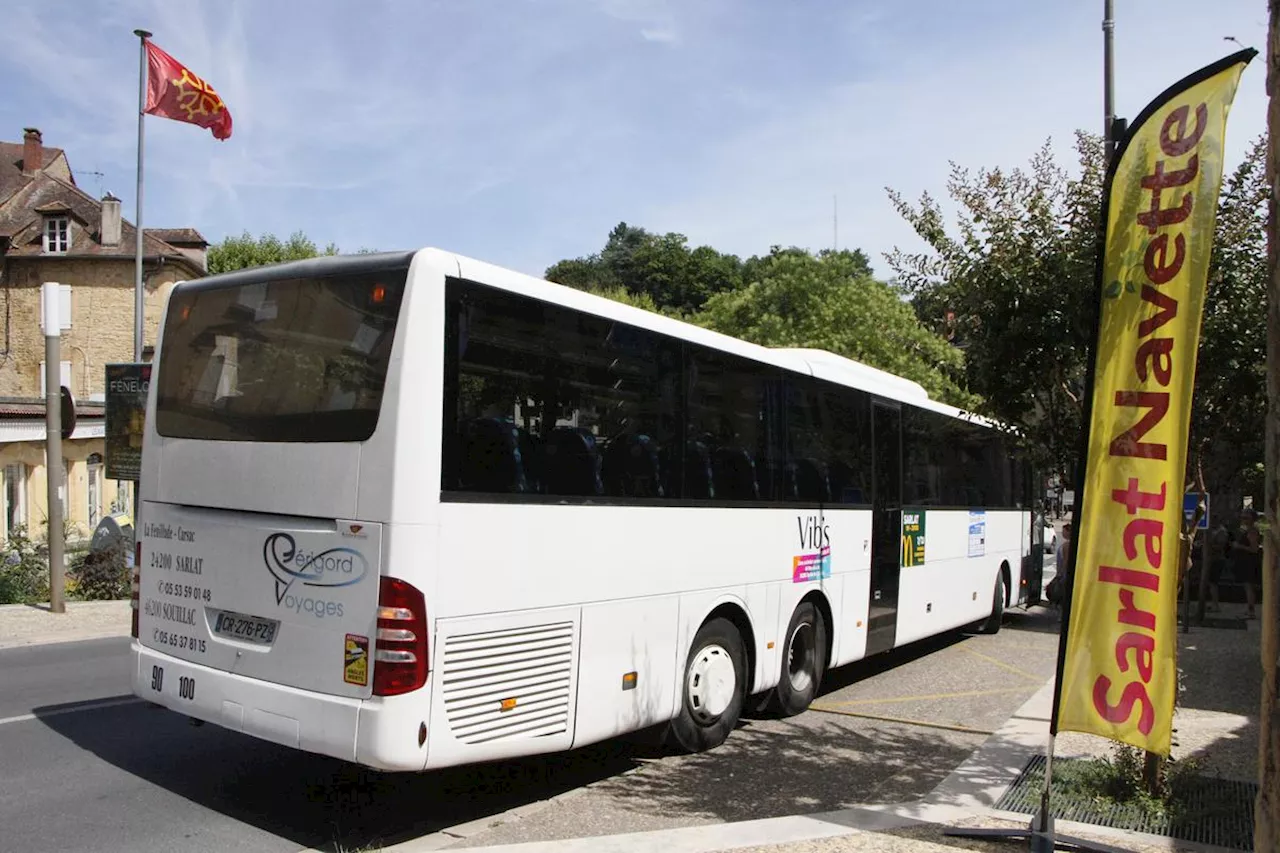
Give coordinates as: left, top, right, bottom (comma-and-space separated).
43, 216, 69, 254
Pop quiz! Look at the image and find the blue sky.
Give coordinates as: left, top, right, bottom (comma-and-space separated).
1, 0, 1269, 279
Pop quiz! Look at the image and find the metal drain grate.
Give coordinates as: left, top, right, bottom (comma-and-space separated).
994, 755, 1257, 851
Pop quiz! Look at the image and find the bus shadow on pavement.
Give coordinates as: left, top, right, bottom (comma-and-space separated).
580, 713, 983, 824
810, 630, 969, 699
34, 697, 648, 852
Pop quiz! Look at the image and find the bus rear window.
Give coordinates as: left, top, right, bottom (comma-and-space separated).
154, 267, 407, 442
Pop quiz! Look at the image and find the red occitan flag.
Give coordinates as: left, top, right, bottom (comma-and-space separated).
143, 40, 232, 140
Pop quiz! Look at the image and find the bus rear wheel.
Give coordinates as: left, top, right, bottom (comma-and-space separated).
667, 617, 746, 753
980, 573, 1006, 634
769, 602, 827, 717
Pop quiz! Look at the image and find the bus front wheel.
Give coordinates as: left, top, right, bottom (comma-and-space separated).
769, 602, 827, 717
667, 618, 747, 753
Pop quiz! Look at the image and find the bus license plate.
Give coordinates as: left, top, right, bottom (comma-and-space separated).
212, 610, 279, 645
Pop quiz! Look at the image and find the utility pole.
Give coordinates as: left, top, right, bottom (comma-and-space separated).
1258, 4, 1280, 848
41, 283, 65, 614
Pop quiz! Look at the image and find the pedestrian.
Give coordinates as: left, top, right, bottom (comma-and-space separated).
1230, 508, 1262, 619
1046, 521, 1072, 611
1055, 521, 1073, 577
1205, 519, 1230, 612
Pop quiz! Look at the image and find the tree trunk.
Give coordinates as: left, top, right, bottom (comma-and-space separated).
1258, 3, 1280, 849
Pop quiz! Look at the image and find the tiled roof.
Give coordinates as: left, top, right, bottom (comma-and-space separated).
0, 173, 202, 274
0, 140, 66, 205
0, 398, 105, 419
145, 227, 207, 246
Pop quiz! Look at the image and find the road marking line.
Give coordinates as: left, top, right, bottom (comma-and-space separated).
821, 686, 1034, 707
952, 645, 1046, 683
808, 704, 996, 736
0, 696, 144, 727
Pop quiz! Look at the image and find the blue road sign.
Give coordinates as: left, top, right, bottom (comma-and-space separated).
1183, 492, 1209, 530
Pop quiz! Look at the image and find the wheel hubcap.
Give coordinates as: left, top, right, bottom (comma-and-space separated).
787, 622, 815, 693
687, 643, 736, 723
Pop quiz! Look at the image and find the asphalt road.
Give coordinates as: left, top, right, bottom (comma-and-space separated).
0, 638, 643, 853
0, 551, 1059, 853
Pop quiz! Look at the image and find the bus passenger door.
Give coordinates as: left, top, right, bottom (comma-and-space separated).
866, 402, 902, 657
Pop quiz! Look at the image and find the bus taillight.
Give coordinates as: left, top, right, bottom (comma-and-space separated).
372, 576, 428, 696
130, 546, 140, 638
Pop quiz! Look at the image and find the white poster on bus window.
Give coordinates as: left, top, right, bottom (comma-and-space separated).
968, 510, 986, 557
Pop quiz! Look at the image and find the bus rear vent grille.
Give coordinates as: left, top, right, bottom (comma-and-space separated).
441, 620, 575, 745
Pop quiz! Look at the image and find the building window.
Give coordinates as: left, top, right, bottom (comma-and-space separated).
43, 216, 69, 254
3, 464, 27, 542
87, 454, 103, 529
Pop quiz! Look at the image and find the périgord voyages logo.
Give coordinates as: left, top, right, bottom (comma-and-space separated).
263, 532, 369, 606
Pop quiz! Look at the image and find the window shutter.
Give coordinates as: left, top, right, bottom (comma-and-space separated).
39, 285, 72, 330
39, 361, 72, 396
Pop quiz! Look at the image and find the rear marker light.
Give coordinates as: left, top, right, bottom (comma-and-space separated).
372, 576, 428, 697
374, 649, 418, 664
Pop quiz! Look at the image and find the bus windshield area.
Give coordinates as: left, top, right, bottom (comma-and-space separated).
154, 266, 407, 443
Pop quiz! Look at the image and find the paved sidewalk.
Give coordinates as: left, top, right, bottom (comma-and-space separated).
0, 600, 131, 650
0, 596, 1259, 853
406, 608, 1259, 853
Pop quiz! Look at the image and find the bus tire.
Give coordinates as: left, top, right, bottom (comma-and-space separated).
980, 573, 1005, 634
770, 602, 827, 717
667, 617, 747, 753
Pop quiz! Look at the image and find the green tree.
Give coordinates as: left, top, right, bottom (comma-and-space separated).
885, 131, 1268, 502
696, 247, 977, 408
207, 230, 341, 274
546, 222, 745, 315
885, 132, 1107, 480
1192, 135, 1268, 509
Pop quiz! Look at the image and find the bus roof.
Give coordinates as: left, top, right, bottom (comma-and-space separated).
440, 248, 1002, 430
168, 247, 1003, 432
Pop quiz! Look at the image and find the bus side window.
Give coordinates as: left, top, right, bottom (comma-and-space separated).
783, 378, 832, 504
685, 345, 777, 502
820, 388, 871, 505
460, 417, 532, 494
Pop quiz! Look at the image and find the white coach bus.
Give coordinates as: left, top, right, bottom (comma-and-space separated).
130, 248, 1043, 771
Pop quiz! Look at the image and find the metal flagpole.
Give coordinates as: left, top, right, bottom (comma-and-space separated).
133, 28, 149, 364
132, 28, 150, 528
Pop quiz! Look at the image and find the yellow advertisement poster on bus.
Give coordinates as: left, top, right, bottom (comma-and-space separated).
1055, 50, 1253, 756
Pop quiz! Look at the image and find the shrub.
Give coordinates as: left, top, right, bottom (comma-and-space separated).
69, 541, 130, 601
0, 527, 50, 605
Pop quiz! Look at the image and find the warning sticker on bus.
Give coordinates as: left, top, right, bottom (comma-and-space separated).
344, 634, 369, 686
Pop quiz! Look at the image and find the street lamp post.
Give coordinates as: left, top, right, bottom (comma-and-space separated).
41, 283, 65, 614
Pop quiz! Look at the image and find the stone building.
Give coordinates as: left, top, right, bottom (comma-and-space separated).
0, 127, 206, 543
